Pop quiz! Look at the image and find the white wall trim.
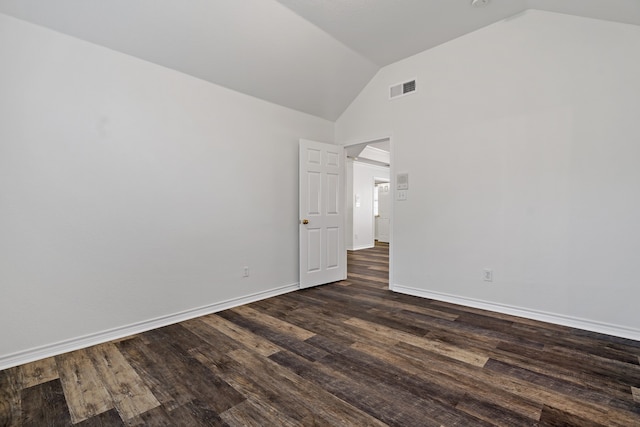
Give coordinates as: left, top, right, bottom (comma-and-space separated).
352, 244, 375, 251
0, 283, 299, 371
391, 284, 640, 341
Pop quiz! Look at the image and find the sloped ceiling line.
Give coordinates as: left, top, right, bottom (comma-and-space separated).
0, 0, 638, 120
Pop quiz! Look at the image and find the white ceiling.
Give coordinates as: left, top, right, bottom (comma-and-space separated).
277, 0, 640, 66
1, 0, 639, 121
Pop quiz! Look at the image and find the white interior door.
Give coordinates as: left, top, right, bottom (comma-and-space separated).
299, 139, 345, 288
377, 183, 390, 243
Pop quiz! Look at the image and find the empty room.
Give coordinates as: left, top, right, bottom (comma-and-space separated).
1, 0, 639, 425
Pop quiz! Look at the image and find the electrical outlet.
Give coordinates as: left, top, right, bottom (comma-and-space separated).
483, 268, 493, 282
243, 266, 250, 277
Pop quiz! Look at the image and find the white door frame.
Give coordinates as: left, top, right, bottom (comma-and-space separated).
342, 136, 394, 289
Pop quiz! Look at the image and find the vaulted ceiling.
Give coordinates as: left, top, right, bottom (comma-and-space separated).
1, 0, 638, 121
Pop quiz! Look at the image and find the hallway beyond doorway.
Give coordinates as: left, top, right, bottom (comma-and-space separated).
347, 241, 389, 286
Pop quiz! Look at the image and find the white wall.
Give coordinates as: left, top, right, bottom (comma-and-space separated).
346, 160, 390, 250
0, 14, 334, 365
336, 10, 640, 338
346, 159, 354, 250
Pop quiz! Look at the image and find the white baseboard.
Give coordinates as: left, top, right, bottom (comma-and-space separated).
391, 284, 640, 342
351, 244, 375, 251
0, 283, 299, 371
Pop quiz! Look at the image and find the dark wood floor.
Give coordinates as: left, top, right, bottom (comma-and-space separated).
2, 242, 640, 426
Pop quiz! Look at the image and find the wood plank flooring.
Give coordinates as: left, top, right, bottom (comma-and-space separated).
2, 242, 639, 426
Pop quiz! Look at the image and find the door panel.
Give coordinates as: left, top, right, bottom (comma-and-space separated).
307, 229, 321, 272
299, 139, 345, 288
327, 173, 339, 214
308, 172, 321, 214
326, 227, 340, 269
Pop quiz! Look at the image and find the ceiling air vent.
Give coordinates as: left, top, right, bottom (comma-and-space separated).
389, 79, 416, 100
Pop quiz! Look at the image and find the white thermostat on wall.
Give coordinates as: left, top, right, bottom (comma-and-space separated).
397, 173, 409, 190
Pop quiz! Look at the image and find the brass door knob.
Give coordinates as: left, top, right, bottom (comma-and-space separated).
302, 219, 309, 225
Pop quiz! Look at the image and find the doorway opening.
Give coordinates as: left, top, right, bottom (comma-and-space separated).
344, 137, 392, 287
